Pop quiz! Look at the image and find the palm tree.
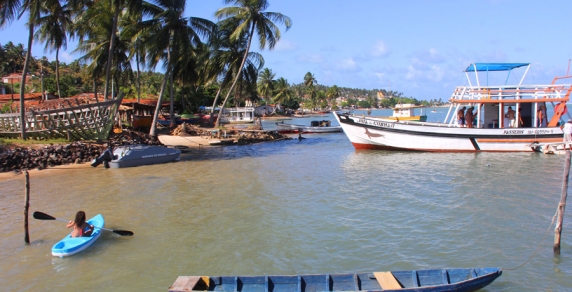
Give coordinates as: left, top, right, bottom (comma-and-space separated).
74, 0, 114, 100
100, 0, 145, 101
257, 67, 274, 113
0, 0, 43, 138
303, 72, 317, 111
326, 85, 340, 109
214, 0, 291, 128
143, 0, 215, 136
34, 0, 73, 98
272, 77, 293, 114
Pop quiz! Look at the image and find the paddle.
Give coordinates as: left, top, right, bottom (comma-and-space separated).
33, 211, 134, 236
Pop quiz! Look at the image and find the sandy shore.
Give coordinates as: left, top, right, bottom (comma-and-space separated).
0, 161, 92, 181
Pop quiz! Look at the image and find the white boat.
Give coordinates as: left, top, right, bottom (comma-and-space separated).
275, 120, 342, 134
334, 63, 572, 152
91, 145, 181, 168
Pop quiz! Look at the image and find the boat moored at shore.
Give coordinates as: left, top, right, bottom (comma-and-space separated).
275, 120, 342, 134
335, 63, 572, 152
91, 145, 180, 168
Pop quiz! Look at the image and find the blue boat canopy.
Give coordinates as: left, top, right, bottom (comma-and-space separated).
465, 63, 529, 72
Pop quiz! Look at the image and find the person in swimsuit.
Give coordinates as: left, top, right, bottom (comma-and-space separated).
66, 211, 94, 237
457, 107, 466, 127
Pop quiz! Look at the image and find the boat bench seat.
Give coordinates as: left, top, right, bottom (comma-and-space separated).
374, 271, 402, 289
169, 276, 208, 292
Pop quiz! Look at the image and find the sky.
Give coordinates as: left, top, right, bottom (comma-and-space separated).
2, 0, 572, 101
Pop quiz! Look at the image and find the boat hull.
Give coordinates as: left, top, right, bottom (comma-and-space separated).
275, 123, 342, 134
170, 267, 502, 292
334, 112, 563, 152
0, 97, 122, 140
109, 145, 180, 168
379, 115, 427, 122
52, 214, 104, 257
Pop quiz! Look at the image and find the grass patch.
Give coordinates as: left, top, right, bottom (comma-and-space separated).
0, 138, 70, 148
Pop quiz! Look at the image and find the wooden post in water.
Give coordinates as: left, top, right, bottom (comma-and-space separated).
555, 150, 571, 255
24, 170, 30, 244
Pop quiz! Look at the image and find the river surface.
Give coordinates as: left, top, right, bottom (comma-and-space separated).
2, 110, 572, 291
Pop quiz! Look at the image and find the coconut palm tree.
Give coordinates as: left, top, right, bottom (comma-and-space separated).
303, 72, 317, 111
257, 67, 274, 113
272, 77, 293, 114
99, 0, 146, 101
74, 0, 114, 100
214, 0, 291, 128
34, 0, 73, 98
0, 0, 43, 138
143, 0, 215, 136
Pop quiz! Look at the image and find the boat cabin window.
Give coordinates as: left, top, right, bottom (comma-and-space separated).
481, 103, 540, 128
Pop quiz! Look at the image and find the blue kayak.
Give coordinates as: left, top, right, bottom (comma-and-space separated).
52, 214, 104, 257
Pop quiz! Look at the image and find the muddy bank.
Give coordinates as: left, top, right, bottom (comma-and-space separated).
0, 127, 291, 173
0, 131, 160, 173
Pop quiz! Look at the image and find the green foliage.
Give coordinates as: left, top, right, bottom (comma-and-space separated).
43, 75, 80, 97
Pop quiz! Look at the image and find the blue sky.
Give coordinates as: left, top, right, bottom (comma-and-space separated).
2, 0, 572, 101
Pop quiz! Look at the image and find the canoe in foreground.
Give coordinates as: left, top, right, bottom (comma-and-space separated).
169, 267, 502, 292
52, 214, 104, 257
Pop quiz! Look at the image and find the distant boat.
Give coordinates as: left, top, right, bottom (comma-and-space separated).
91, 145, 180, 168
275, 120, 342, 134
169, 267, 502, 292
431, 109, 437, 113
379, 103, 428, 122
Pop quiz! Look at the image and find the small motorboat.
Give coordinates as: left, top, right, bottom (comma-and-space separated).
52, 214, 104, 257
91, 145, 181, 168
170, 267, 502, 292
275, 120, 342, 134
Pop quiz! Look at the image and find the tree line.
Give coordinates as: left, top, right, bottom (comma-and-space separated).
0, 0, 442, 138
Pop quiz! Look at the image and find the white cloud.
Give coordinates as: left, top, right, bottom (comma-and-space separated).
274, 39, 297, 51
337, 58, 360, 72
296, 54, 325, 63
406, 64, 445, 82
60, 52, 75, 63
371, 41, 388, 57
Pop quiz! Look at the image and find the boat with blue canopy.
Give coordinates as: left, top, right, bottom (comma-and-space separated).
335, 62, 572, 152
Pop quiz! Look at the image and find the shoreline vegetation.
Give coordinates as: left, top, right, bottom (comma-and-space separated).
0, 118, 292, 177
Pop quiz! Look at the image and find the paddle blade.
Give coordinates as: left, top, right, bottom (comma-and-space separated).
112, 230, 134, 236
33, 211, 56, 221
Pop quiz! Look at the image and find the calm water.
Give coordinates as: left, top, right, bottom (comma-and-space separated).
2, 111, 572, 291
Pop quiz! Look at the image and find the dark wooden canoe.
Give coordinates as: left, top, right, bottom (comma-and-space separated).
169, 267, 502, 292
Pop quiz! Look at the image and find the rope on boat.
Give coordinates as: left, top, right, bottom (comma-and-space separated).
503, 208, 558, 271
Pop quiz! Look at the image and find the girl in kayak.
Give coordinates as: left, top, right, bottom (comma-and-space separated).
66, 211, 94, 237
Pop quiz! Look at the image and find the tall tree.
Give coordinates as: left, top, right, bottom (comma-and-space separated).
0, 0, 42, 138
303, 71, 317, 110
35, 0, 73, 98
272, 77, 293, 113
143, 0, 215, 136
257, 67, 274, 109
214, 0, 291, 127
74, 0, 114, 100
101, 0, 144, 101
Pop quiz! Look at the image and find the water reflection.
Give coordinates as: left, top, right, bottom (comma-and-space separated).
1, 123, 572, 291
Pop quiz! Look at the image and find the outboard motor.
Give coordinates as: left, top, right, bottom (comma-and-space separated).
91, 147, 114, 169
